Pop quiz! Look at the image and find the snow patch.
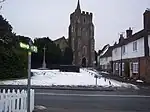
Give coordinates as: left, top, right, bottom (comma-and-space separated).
1, 68, 138, 89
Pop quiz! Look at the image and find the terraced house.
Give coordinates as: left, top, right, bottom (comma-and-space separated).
112, 9, 150, 82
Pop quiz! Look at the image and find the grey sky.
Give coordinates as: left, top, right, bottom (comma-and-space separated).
1, 0, 150, 51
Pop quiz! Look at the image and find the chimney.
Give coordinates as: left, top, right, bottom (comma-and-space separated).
119, 34, 124, 43
144, 9, 150, 31
126, 27, 133, 38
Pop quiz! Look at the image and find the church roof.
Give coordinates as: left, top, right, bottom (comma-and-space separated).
75, 0, 81, 12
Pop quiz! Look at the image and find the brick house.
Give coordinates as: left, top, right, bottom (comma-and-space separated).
112, 9, 150, 82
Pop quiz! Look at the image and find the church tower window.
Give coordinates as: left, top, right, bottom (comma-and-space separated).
72, 38, 75, 51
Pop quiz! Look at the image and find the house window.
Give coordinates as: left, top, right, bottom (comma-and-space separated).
115, 48, 117, 53
122, 63, 124, 71
113, 63, 115, 70
116, 63, 118, 70
132, 62, 138, 73
122, 46, 125, 54
133, 41, 137, 51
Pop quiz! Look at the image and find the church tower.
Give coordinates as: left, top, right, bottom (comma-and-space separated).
68, 0, 95, 67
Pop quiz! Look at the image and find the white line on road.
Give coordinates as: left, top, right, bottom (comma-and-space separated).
35, 93, 150, 98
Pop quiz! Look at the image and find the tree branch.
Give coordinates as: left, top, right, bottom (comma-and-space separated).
0, 0, 5, 3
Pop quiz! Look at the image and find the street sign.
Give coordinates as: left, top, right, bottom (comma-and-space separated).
20, 42, 29, 49
20, 42, 38, 53
19, 41, 37, 112
31, 46, 38, 53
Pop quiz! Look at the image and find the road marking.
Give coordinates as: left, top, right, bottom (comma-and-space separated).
35, 93, 150, 98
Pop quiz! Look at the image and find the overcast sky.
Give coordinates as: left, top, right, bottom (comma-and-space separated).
1, 0, 150, 51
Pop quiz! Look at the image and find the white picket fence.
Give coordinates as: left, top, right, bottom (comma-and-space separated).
0, 89, 34, 112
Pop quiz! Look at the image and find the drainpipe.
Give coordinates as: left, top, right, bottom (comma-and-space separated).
120, 46, 123, 77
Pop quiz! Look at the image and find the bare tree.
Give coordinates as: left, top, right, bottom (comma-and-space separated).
0, 0, 6, 10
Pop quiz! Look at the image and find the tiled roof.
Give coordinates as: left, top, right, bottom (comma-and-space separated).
100, 46, 113, 58
113, 29, 147, 48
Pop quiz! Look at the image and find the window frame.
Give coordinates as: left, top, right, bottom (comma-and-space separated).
122, 45, 126, 54
132, 62, 138, 73
122, 63, 124, 71
133, 41, 137, 51
116, 63, 118, 70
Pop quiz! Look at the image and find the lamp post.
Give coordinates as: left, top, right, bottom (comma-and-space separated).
20, 41, 37, 112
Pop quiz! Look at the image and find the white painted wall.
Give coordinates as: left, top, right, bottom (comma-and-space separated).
148, 35, 150, 56
112, 37, 145, 61
100, 57, 112, 65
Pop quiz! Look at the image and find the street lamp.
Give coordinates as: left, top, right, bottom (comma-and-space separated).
20, 41, 37, 112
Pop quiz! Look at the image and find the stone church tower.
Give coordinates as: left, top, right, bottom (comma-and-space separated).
68, 0, 95, 67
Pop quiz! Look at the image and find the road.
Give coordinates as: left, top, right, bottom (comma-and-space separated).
35, 89, 150, 112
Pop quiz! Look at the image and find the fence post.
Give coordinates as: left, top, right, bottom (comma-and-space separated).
0, 90, 3, 112
12, 89, 16, 111
16, 89, 20, 111
3, 89, 7, 112
7, 89, 11, 112
20, 90, 24, 111
31, 89, 34, 111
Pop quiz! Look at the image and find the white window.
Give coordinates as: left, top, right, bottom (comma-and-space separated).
133, 41, 137, 51
122, 46, 125, 54
113, 63, 115, 70
114, 48, 117, 54
116, 63, 118, 70
132, 62, 138, 73
122, 63, 124, 71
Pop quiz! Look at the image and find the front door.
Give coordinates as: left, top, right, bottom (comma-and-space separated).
82, 57, 86, 67
129, 62, 132, 78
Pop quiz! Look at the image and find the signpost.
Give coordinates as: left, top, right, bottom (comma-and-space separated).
20, 41, 37, 112
94, 75, 98, 86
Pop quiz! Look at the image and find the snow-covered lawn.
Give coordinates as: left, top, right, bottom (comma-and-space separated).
1, 69, 138, 89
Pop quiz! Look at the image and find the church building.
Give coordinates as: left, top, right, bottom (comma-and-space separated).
68, 0, 95, 67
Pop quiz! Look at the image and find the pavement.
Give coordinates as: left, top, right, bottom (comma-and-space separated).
34, 89, 150, 112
